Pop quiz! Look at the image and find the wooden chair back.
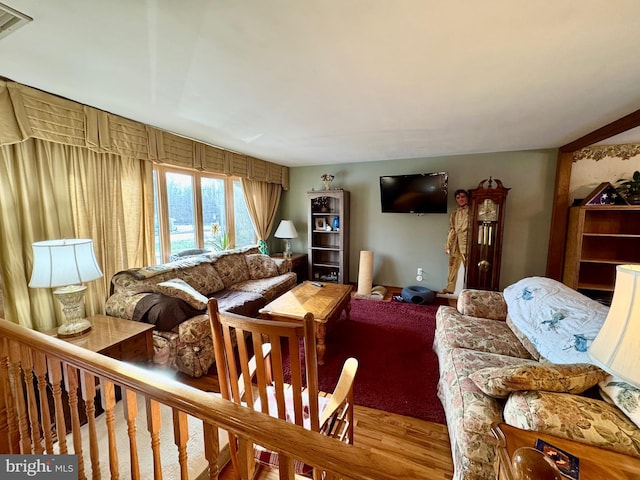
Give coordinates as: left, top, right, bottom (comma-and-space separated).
208, 298, 357, 479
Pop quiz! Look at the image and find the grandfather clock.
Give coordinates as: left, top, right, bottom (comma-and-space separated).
466, 177, 510, 290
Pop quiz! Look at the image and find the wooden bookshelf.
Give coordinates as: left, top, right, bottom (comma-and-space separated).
307, 190, 350, 283
563, 205, 640, 304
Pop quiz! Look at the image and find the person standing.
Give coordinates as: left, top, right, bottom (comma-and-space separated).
442, 189, 470, 294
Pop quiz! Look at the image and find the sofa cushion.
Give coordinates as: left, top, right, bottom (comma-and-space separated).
437, 348, 534, 465
599, 376, 640, 429
212, 289, 266, 318
107, 291, 149, 320
179, 261, 225, 295
503, 277, 608, 364
435, 306, 534, 359
229, 273, 298, 302
213, 252, 251, 288
246, 254, 279, 280
504, 391, 640, 458
177, 313, 212, 343
128, 255, 213, 280
175, 340, 215, 379
457, 289, 508, 321
154, 278, 209, 310
470, 363, 608, 399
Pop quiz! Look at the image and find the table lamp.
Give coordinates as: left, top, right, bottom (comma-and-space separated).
274, 220, 298, 259
29, 239, 103, 337
589, 264, 640, 387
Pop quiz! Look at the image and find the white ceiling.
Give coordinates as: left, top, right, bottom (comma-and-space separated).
2, 1, 640, 167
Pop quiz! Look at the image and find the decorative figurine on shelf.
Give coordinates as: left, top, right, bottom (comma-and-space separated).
332, 216, 340, 231
312, 196, 330, 212
321, 173, 334, 190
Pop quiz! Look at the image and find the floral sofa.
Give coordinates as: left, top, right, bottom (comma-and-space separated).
434, 276, 640, 480
106, 246, 297, 377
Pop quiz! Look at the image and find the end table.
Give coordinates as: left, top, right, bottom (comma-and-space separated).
271, 252, 308, 283
491, 422, 640, 479
47, 314, 154, 364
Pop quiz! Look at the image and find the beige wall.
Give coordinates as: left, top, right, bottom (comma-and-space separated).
273, 149, 558, 291
569, 155, 640, 203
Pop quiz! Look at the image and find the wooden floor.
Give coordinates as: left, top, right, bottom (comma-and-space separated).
182, 285, 454, 479
217, 406, 454, 479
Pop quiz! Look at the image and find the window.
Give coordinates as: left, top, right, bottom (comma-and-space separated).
154, 166, 255, 263
233, 179, 255, 246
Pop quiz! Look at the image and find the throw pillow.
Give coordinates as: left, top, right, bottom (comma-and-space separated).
153, 278, 208, 310
504, 391, 640, 459
246, 253, 279, 280
503, 276, 608, 364
599, 375, 640, 429
470, 363, 608, 399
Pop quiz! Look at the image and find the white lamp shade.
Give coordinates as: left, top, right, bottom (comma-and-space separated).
29, 239, 103, 288
589, 264, 640, 387
274, 220, 298, 239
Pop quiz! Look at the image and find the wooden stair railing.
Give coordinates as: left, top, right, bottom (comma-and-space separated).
0, 319, 434, 480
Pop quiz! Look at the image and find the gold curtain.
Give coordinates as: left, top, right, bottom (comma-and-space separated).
0, 139, 154, 330
0, 78, 285, 330
241, 178, 282, 252
0, 80, 289, 189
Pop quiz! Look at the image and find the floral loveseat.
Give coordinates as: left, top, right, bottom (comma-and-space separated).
434, 277, 640, 480
106, 246, 297, 377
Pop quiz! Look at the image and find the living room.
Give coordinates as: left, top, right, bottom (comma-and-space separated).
2, 2, 640, 479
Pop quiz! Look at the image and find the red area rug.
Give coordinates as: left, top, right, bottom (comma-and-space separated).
316, 298, 446, 424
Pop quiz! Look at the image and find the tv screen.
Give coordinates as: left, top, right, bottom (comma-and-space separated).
380, 172, 448, 213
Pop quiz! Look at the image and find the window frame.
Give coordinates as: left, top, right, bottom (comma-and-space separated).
154, 165, 252, 263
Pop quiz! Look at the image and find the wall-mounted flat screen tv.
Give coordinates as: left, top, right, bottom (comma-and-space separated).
380, 172, 448, 214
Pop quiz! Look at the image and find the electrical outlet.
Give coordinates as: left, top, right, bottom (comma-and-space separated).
417, 267, 423, 276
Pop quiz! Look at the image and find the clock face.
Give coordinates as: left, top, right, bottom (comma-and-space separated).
478, 199, 499, 222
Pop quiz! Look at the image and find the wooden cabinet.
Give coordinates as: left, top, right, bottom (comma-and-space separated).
563, 206, 640, 304
47, 314, 154, 363
271, 253, 308, 283
492, 422, 640, 480
308, 190, 350, 283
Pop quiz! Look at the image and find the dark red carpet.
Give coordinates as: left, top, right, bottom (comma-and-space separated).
316, 298, 446, 424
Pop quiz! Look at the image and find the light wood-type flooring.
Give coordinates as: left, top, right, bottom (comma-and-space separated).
218, 405, 454, 480
180, 286, 455, 479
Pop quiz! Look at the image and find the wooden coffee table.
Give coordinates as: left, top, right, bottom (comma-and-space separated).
259, 281, 352, 365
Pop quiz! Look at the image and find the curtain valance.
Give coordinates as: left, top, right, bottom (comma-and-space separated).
0, 80, 289, 189
573, 143, 640, 162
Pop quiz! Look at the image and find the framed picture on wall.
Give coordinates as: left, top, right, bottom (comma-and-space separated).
314, 217, 326, 230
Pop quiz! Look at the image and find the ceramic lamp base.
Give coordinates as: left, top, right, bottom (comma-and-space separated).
53, 285, 93, 337
57, 319, 92, 338
283, 239, 292, 259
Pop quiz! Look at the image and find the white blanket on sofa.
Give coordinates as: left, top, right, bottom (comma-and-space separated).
503, 277, 608, 364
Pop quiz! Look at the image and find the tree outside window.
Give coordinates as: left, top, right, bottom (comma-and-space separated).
154, 167, 255, 263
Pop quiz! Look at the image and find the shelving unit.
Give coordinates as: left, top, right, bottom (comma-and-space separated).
563, 205, 640, 304
307, 190, 349, 283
